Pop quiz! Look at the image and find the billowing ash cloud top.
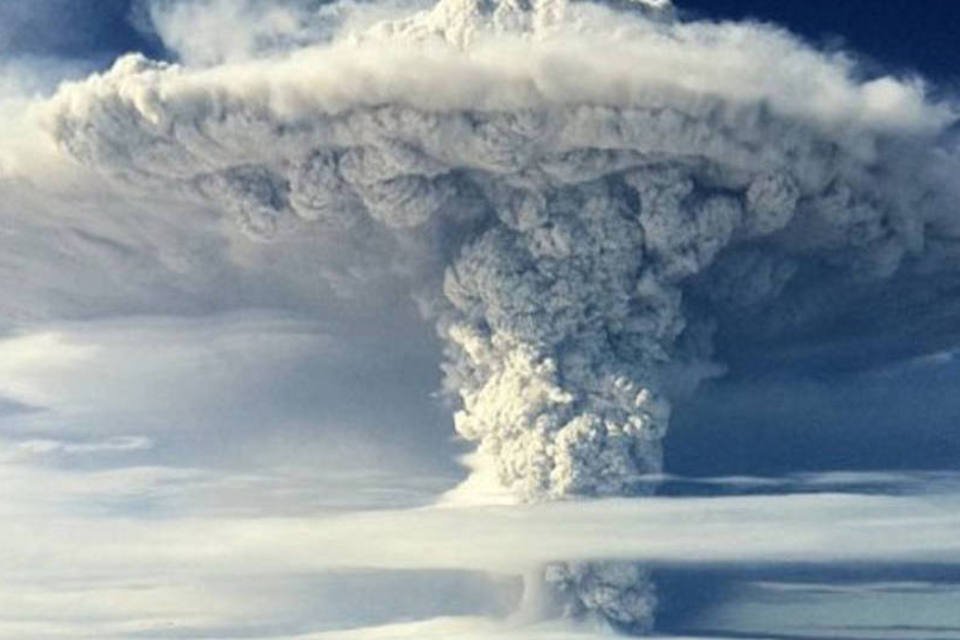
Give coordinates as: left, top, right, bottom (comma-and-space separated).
36, 0, 959, 506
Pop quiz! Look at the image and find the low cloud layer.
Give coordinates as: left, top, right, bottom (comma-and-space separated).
3, 462, 960, 637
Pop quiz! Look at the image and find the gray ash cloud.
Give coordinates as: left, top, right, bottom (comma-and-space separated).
31, 0, 960, 630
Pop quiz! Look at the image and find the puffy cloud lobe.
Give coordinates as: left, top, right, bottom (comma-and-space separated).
544, 562, 657, 634
141, 0, 342, 66
442, 184, 673, 501
37, 0, 960, 630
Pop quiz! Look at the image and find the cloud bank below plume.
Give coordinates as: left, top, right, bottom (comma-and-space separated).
3, 460, 960, 638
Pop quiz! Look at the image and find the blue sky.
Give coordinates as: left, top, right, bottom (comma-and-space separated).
0, 0, 159, 59
683, 0, 960, 83
5, 1, 960, 81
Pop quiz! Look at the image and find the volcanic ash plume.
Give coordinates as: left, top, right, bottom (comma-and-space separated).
39, 0, 959, 631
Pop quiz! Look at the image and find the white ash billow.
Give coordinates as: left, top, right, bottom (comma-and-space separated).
442, 181, 675, 501
546, 562, 658, 634
43, 0, 960, 632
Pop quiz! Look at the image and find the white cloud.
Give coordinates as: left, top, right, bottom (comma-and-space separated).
142, 0, 346, 66
6, 484, 960, 576
296, 617, 647, 639
1, 472, 958, 637
1, 435, 152, 463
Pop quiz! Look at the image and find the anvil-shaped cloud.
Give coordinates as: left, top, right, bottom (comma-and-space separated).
2, 0, 960, 632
